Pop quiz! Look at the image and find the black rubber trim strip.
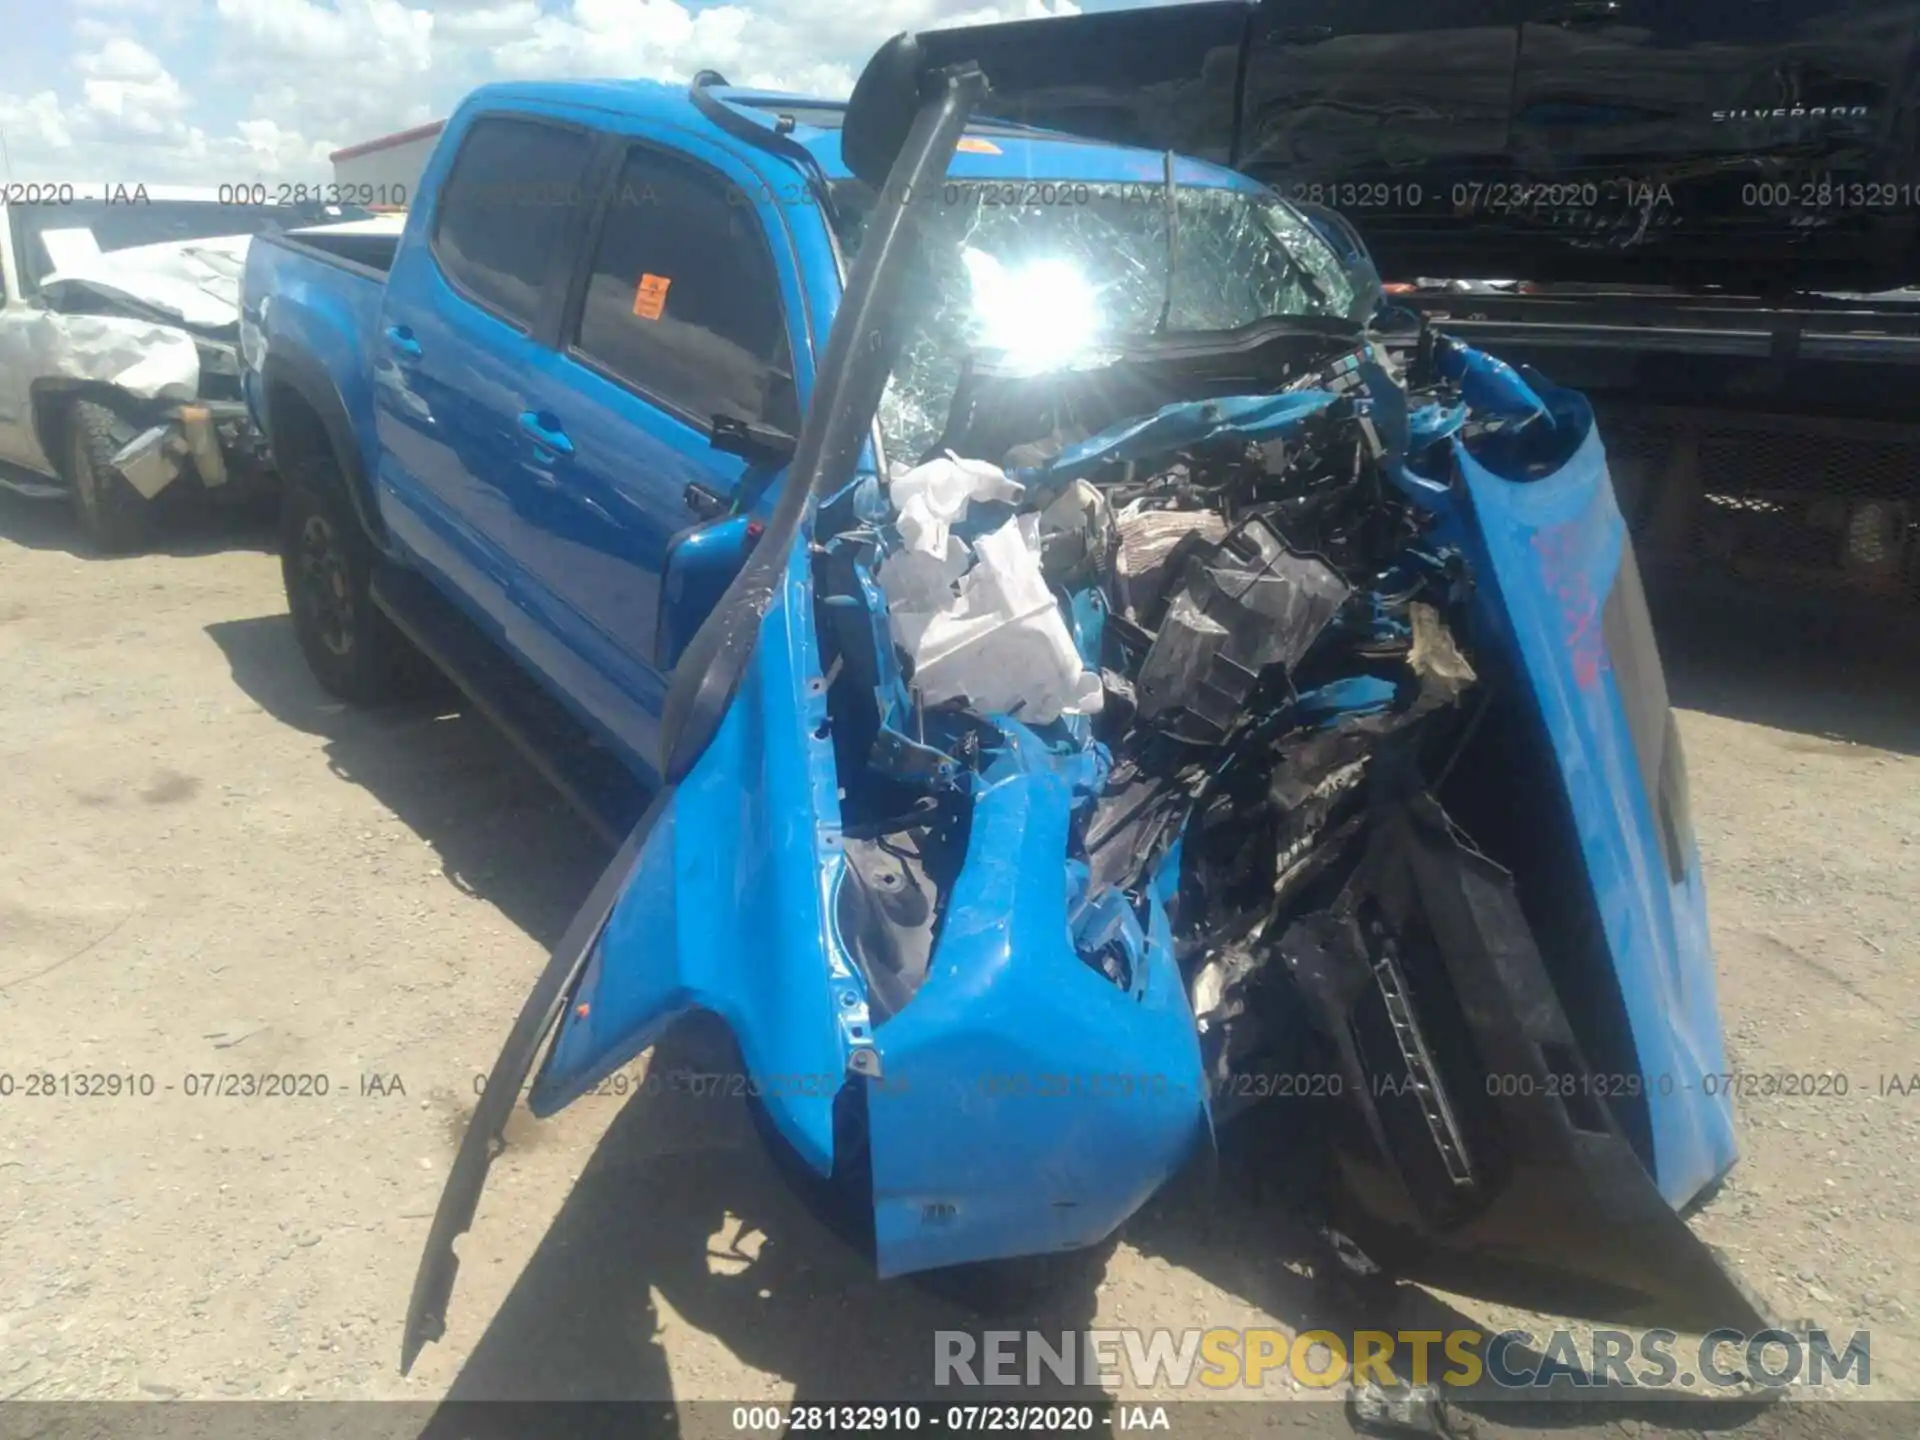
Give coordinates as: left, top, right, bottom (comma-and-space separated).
688, 81, 844, 233
657, 53, 990, 782
399, 787, 665, 1374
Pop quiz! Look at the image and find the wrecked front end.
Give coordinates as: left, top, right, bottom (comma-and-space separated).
79, 395, 260, 503
796, 321, 1762, 1331
17, 238, 269, 500
405, 64, 1768, 1372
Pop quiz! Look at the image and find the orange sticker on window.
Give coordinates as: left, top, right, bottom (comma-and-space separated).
955, 136, 1002, 154
633, 272, 671, 320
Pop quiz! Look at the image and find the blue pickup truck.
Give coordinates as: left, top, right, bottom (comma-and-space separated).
241, 35, 1771, 1374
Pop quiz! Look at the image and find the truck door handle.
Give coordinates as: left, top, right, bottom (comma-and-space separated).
518, 411, 574, 458
385, 325, 422, 359
1273, 24, 1333, 43
1536, 0, 1622, 26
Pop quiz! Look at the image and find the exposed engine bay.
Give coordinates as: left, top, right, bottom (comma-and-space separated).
805, 315, 1768, 1333
818, 318, 1536, 1064
821, 324, 1484, 1120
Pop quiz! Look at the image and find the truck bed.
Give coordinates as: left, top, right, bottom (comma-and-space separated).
1395, 286, 1920, 372
242, 226, 394, 512
280, 216, 405, 276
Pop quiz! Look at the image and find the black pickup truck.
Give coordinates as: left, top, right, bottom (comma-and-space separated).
919, 0, 1920, 291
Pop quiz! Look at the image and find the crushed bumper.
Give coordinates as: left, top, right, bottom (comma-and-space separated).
105, 399, 265, 500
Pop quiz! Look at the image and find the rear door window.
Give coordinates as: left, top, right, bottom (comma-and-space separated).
570, 146, 798, 434
431, 117, 594, 330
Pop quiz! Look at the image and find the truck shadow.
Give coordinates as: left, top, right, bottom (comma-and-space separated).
1656, 588, 1920, 759
415, 1071, 1783, 1438
0, 484, 277, 560
1123, 1187, 1786, 1436
413, 1016, 1116, 1430
202, 611, 1106, 1418
204, 611, 608, 948
201, 609, 1844, 1436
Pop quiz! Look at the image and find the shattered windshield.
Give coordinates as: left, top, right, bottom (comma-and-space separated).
829, 178, 1357, 464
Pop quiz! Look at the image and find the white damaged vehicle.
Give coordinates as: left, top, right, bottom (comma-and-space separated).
0, 184, 386, 550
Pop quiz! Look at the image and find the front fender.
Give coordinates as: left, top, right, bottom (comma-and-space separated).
1450, 399, 1737, 1207
529, 540, 871, 1174
864, 727, 1210, 1275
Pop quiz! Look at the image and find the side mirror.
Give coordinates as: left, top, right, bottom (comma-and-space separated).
709, 413, 797, 468
842, 32, 931, 189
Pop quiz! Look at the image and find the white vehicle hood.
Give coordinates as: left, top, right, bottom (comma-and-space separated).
23, 219, 383, 405
39, 233, 254, 331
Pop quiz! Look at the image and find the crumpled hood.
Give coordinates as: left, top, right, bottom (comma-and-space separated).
22, 234, 258, 405
41, 234, 252, 332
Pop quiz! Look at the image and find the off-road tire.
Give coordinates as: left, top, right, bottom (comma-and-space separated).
280, 458, 415, 704
63, 396, 155, 554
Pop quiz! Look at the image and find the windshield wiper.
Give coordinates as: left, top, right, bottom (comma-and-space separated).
1155, 149, 1177, 335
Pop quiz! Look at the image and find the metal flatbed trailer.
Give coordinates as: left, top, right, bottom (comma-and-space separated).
1398, 286, 1920, 620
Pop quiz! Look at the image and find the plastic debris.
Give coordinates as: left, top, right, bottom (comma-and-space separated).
1034, 478, 1113, 586
885, 452, 1024, 556
882, 512, 1103, 723
874, 540, 969, 652
1347, 1380, 1454, 1437
110, 423, 188, 500
1406, 601, 1477, 701
1135, 517, 1352, 738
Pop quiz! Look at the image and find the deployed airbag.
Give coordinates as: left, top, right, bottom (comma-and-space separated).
880, 474, 1102, 723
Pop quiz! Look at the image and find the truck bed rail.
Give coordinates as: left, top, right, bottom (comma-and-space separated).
1399, 288, 1920, 367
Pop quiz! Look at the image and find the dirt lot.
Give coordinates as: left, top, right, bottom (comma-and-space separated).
1, 492, 1916, 1438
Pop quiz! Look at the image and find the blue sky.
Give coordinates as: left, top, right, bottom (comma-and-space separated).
0, 0, 1158, 184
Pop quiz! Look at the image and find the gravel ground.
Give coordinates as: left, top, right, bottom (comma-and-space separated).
1, 492, 1915, 1438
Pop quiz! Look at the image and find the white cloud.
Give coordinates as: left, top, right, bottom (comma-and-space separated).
81, 75, 188, 138
71, 37, 189, 140
213, 0, 434, 67
0, 90, 75, 156
486, 0, 1079, 94
196, 0, 442, 171
77, 35, 169, 81
434, 2, 541, 43
490, 0, 753, 83
1, 0, 1095, 184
